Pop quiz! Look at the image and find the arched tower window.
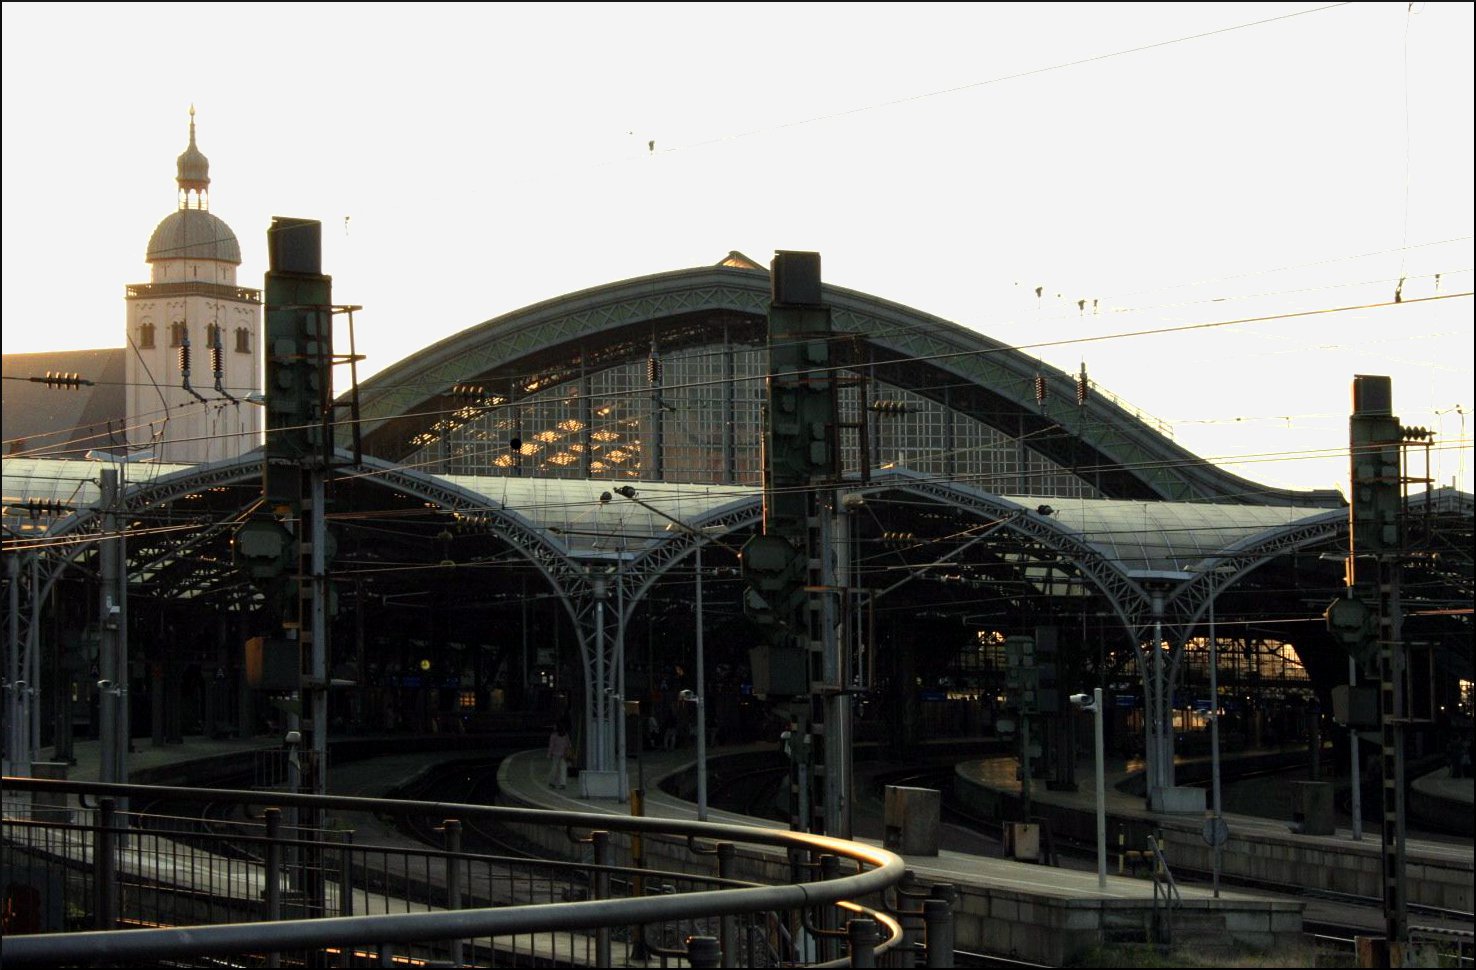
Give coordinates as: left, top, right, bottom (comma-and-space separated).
170, 322, 187, 347
206, 323, 222, 348
234, 327, 251, 354
138, 322, 155, 349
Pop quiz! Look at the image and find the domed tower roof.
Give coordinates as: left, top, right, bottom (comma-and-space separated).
146, 209, 241, 264
146, 108, 240, 264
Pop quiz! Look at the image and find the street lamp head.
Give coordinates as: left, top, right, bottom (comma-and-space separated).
679, 689, 697, 703
598, 491, 612, 505
1070, 692, 1097, 711
1036, 504, 1055, 517
614, 485, 638, 499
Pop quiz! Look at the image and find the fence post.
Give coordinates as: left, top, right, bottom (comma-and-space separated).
923, 898, 955, 968
592, 830, 611, 968
333, 830, 356, 968
687, 935, 722, 968
264, 807, 283, 968
442, 819, 463, 967
893, 868, 925, 969
819, 854, 841, 963
717, 842, 737, 968
848, 918, 879, 968
93, 797, 117, 930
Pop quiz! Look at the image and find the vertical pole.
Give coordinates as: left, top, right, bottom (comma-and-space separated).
264, 807, 282, 969
1209, 588, 1223, 897
6, 554, 21, 777
1093, 687, 1107, 889
717, 842, 736, 968
1146, 588, 1164, 805
1349, 655, 1362, 841
923, 898, 955, 968
1021, 714, 1032, 819
593, 575, 606, 774
592, 830, 611, 968
1381, 552, 1408, 943
94, 797, 118, 929
311, 469, 328, 798
443, 820, 463, 967
695, 541, 708, 820
825, 493, 852, 839
848, 919, 879, 968
26, 553, 41, 766
95, 466, 124, 797
617, 558, 628, 800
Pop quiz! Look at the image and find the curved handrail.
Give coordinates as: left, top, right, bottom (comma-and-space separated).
2, 777, 906, 967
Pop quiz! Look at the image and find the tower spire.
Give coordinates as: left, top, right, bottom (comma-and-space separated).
176, 105, 211, 210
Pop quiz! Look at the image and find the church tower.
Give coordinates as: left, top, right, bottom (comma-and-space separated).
125, 108, 261, 464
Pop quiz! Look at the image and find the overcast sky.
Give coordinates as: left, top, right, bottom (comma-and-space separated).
3, 2, 1471, 494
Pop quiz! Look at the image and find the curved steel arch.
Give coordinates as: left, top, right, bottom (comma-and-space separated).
614, 496, 762, 610
847, 469, 1152, 635
40, 452, 599, 640
1164, 507, 1347, 639
348, 265, 1341, 507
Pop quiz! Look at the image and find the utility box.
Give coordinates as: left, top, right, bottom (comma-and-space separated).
245, 637, 299, 691
1003, 821, 1041, 861
1332, 685, 1380, 729
883, 786, 940, 856
1291, 781, 1335, 836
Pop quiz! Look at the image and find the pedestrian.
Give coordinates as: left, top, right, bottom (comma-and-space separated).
547, 724, 572, 789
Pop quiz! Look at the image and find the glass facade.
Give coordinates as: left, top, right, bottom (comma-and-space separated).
412, 338, 1098, 499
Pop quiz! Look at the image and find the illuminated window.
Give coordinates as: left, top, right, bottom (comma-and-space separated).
458, 691, 477, 711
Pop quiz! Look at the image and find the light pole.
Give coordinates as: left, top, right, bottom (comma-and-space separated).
1071, 689, 1107, 888
612, 486, 738, 821
1203, 565, 1235, 896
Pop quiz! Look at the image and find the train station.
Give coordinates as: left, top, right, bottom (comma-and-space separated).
3, 111, 1472, 967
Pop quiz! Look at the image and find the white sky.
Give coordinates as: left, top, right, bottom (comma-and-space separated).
3, 1, 1471, 495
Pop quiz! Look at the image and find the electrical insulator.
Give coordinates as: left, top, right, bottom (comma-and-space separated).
211, 339, 224, 378
179, 335, 192, 375
869, 400, 908, 414
1076, 377, 1088, 406
1034, 374, 1047, 405
25, 500, 71, 517
647, 355, 662, 385
882, 531, 916, 547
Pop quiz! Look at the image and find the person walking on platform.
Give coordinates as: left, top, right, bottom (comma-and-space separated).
547, 724, 572, 789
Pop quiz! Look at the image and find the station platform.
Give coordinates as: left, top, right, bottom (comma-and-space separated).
493, 744, 1305, 965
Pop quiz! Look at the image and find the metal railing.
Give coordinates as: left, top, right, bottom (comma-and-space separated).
1146, 834, 1182, 946
2, 777, 945, 967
